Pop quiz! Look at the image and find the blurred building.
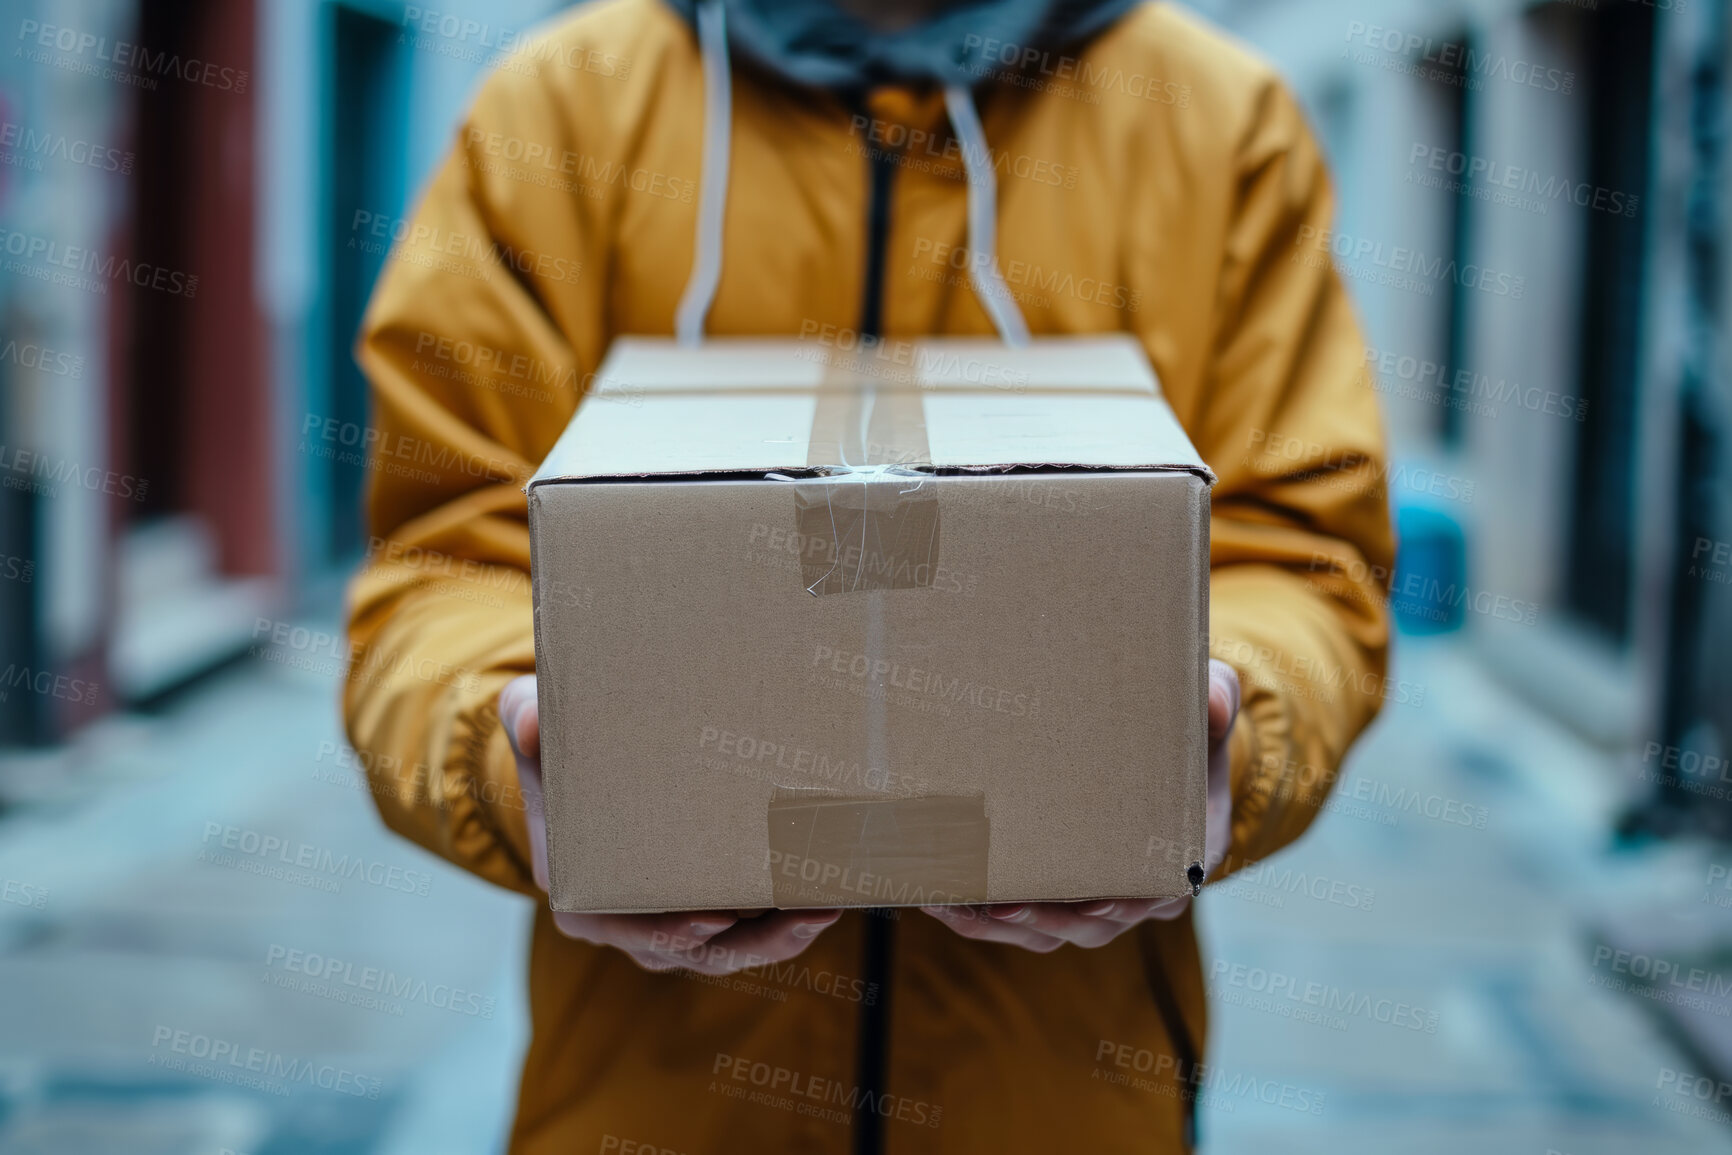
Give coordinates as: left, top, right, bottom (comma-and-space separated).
0, 0, 563, 743
1192, 0, 1732, 840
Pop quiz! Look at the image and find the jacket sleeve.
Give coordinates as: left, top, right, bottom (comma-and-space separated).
341, 63, 606, 897
1197, 78, 1398, 874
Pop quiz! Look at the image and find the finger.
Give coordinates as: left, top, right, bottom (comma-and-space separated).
525, 817, 550, 895
1069, 897, 1174, 924
671, 909, 842, 975
1143, 896, 1192, 922
920, 905, 1067, 953
1207, 660, 1241, 743
1204, 753, 1233, 878
1204, 672, 1236, 878
942, 907, 1059, 955
497, 678, 551, 890
499, 676, 541, 764
553, 909, 737, 954
986, 903, 1130, 948
552, 910, 589, 940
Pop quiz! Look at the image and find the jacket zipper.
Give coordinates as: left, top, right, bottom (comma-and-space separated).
846, 123, 1198, 1154
852, 140, 899, 1155
1145, 944, 1201, 1150
858, 144, 898, 340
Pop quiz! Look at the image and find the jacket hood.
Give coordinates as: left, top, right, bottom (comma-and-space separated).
661, 0, 1142, 93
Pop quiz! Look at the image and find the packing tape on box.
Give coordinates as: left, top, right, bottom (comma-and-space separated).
762, 357, 992, 906
787, 359, 939, 597
766, 786, 990, 907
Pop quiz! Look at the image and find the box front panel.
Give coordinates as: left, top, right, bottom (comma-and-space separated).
532, 471, 1207, 912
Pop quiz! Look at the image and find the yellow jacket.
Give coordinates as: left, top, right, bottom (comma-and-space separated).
346, 1, 1394, 1150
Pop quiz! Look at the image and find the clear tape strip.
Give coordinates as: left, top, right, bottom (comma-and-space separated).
784, 360, 939, 598
761, 359, 979, 904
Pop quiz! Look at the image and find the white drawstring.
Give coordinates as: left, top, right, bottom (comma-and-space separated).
943, 84, 1030, 346
675, 0, 732, 344
674, 0, 1030, 347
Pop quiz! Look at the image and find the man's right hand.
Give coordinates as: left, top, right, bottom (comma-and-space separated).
498, 675, 842, 975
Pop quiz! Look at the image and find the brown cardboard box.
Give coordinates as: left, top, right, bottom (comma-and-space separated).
527, 335, 1213, 913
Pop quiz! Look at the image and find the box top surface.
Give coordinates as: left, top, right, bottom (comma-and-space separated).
528, 335, 1213, 487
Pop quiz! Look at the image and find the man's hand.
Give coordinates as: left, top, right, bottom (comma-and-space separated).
499, 676, 841, 975
920, 659, 1241, 952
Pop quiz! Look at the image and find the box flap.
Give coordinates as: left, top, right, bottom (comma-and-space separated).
528, 335, 1213, 487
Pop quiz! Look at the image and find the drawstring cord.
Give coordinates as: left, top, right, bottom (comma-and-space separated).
674, 0, 733, 344
942, 84, 1030, 346
675, 0, 1031, 345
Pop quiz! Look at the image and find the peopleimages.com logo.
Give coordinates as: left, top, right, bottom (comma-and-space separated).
1342, 22, 1575, 95
0, 663, 98, 705
263, 944, 496, 1019
16, 19, 250, 92
148, 1026, 380, 1098
199, 822, 433, 897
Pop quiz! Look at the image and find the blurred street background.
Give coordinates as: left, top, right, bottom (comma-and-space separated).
1, 0, 1731, 1152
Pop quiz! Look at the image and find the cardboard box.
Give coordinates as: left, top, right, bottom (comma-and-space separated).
527, 335, 1213, 913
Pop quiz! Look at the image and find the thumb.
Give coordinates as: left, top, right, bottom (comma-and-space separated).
1207, 660, 1241, 745
499, 675, 541, 766
498, 675, 550, 894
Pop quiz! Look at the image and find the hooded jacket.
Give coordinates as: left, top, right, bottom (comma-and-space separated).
345, 1, 1395, 1151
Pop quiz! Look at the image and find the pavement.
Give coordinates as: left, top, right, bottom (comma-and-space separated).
0, 613, 1727, 1154
0, 611, 532, 1155
1199, 636, 1732, 1154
